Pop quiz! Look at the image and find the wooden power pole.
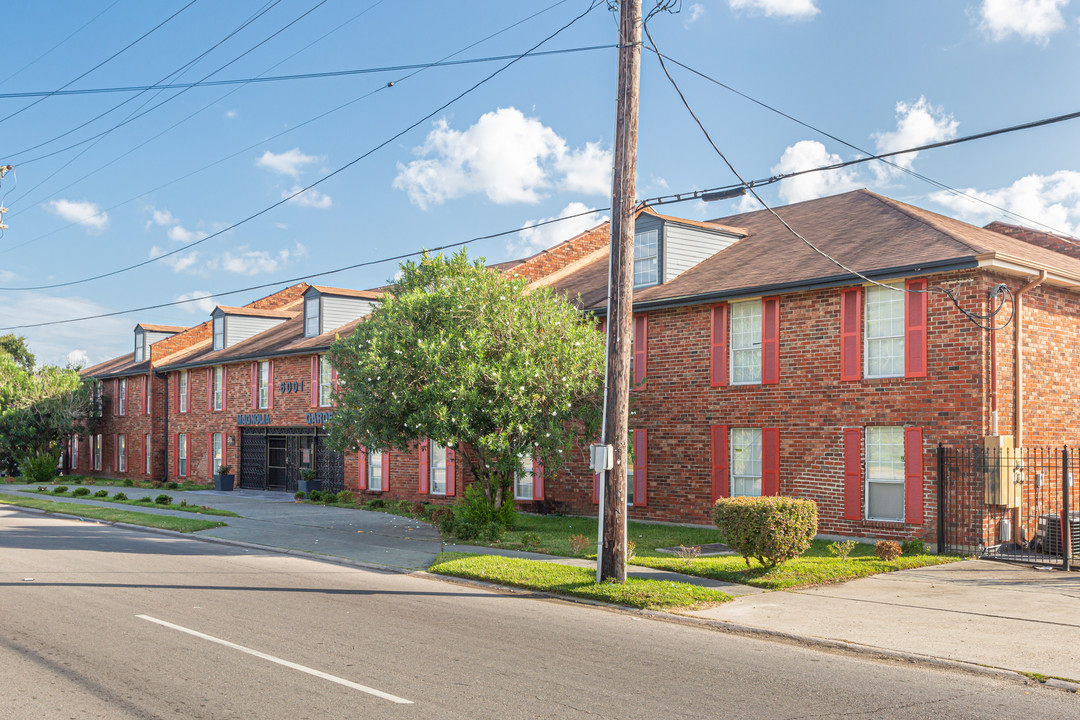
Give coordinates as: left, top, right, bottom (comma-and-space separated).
599, 0, 642, 584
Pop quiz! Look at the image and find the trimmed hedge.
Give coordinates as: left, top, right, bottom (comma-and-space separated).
712, 496, 818, 569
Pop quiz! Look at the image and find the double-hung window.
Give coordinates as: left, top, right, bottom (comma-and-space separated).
213, 366, 223, 411
179, 370, 189, 412
178, 433, 188, 476
304, 295, 320, 337
429, 443, 447, 495
118, 434, 126, 472
368, 450, 383, 491
212, 433, 223, 474
731, 428, 762, 497
865, 284, 905, 378
258, 361, 270, 409
144, 433, 151, 474
118, 378, 127, 416
514, 455, 534, 501
730, 300, 762, 384
865, 427, 905, 522
626, 435, 635, 505
72, 435, 79, 469
633, 229, 659, 287
93, 435, 102, 471
213, 315, 224, 350
319, 357, 333, 407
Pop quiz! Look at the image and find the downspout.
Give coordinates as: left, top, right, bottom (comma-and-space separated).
1014, 270, 1047, 448
159, 371, 169, 484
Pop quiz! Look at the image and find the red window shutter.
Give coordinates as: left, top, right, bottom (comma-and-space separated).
206, 369, 213, 411
268, 361, 275, 409
183, 435, 189, 477
141, 436, 146, 475
144, 375, 150, 415
711, 425, 729, 501
186, 373, 191, 414
445, 446, 456, 497
840, 288, 862, 381
310, 357, 318, 408
250, 363, 257, 409
357, 448, 368, 491
761, 428, 780, 496
418, 439, 429, 494
710, 303, 728, 387
633, 314, 648, 388
113, 434, 118, 471
905, 427, 924, 524
761, 296, 780, 385
173, 374, 179, 414
207, 433, 212, 479
533, 455, 544, 501
221, 433, 226, 468
174, 433, 180, 477
904, 278, 928, 378
632, 429, 647, 507
381, 452, 390, 492
222, 366, 227, 412
843, 428, 862, 520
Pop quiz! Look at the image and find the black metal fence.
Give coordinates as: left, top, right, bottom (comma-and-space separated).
938, 445, 1077, 568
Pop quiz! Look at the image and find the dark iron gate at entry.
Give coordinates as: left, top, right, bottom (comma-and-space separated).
938, 445, 1077, 568
239, 427, 344, 493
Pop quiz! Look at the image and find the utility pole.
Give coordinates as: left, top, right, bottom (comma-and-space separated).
598, 0, 642, 584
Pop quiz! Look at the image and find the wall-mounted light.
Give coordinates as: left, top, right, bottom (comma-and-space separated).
227, 435, 235, 446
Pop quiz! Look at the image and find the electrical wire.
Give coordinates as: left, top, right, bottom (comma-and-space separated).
643, 21, 1014, 331
0, 0, 580, 257
0, 0, 604, 292
0, 0, 202, 128
0, 205, 609, 331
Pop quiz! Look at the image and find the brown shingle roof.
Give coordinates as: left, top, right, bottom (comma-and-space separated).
80, 353, 149, 379
309, 285, 384, 299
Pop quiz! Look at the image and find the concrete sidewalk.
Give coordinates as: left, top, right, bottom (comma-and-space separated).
5, 483, 1080, 685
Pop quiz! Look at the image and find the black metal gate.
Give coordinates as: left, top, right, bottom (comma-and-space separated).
316, 436, 345, 494
240, 428, 267, 490
938, 445, 1077, 568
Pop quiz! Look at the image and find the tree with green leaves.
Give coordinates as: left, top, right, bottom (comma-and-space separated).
0, 333, 35, 372
327, 250, 605, 512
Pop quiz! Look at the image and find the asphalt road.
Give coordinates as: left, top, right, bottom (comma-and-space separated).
2, 507, 1075, 719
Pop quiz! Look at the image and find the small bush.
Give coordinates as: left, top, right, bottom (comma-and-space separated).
430, 507, 456, 534
308, 490, 324, 502
84, 478, 96, 485
453, 484, 516, 530
122, 479, 134, 487
294, 491, 305, 500
481, 522, 503, 542
71, 487, 91, 497
712, 496, 818, 569
322, 492, 337, 504
150, 480, 164, 489
626, 539, 636, 561
165, 481, 179, 490
365, 497, 387, 509
453, 520, 480, 541
179, 499, 188, 507
901, 539, 926, 556
875, 540, 902, 561
135, 496, 152, 503
19, 450, 60, 484
392, 498, 411, 515
520, 532, 541, 549
52, 486, 68, 494
675, 544, 701, 569
155, 494, 172, 505
70, 477, 83, 485
828, 540, 857, 561
409, 500, 425, 517
568, 533, 590, 554
113, 492, 128, 501
337, 490, 355, 505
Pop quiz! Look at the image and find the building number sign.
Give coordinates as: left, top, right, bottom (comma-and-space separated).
280, 380, 304, 394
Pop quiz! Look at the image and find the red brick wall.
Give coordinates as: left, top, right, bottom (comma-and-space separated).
71, 373, 168, 480
985, 221, 1080, 261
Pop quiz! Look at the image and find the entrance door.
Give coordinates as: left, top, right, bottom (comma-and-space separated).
267, 437, 288, 490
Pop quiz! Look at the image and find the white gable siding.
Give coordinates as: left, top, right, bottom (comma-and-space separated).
322, 296, 374, 334
224, 315, 286, 347
663, 223, 742, 283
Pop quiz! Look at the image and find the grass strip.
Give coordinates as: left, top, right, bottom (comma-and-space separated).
0, 495, 226, 533
29, 489, 237, 517
429, 552, 731, 610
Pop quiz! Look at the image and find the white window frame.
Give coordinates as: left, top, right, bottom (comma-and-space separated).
864, 283, 905, 379
258, 361, 269, 409
93, 435, 102, 471
144, 433, 151, 474
213, 366, 223, 411
135, 330, 144, 362
213, 433, 223, 474
304, 295, 320, 338
118, 434, 126, 472
729, 299, 762, 385
213, 315, 225, 351
72, 435, 79, 469
626, 437, 635, 506
514, 455, 534, 501
429, 442, 447, 495
368, 450, 383, 492
633, 229, 659, 288
179, 370, 189, 413
865, 426, 905, 522
144, 375, 151, 415
178, 433, 188, 477
118, 378, 127, 416
730, 428, 763, 497
319, 356, 333, 408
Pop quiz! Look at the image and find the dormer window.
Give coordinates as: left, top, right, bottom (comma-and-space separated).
634, 229, 659, 287
304, 294, 320, 338
213, 315, 224, 351
134, 329, 144, 362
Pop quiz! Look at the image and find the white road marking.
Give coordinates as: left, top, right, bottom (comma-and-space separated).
136, 614, 412, 704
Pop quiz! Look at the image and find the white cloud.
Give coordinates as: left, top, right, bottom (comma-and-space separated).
978, 0, 1067, 43
685, 3, 706, 26
929, 170, 1080, 236
256, 147, 319, 178
772, 140, 862, 204
225, 109, 238, 120
393, 108, 611, 209
221, 242, 307, 275
728, 0, 820, 20
45, 199, 108, 232
871, 96, 958, 180
65, 349, 89, 367
147, 207, 176, 228
175, 290, 218, 314
167, 225, 209, 243
510, 202, 609, 256
0, 268, 17, 282
0, 292, 131, 367
150, 245, 201, 274
283, 185, 333, 209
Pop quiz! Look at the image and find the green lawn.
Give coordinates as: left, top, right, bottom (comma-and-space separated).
27, 488, 237, 517
460, 513, 960, 590
0, 495, 226, 533
429, 552, 732, 610
24, 476, 214, 492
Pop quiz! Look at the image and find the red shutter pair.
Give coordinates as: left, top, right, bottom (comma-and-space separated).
840, 279, 927, 381
358, 449, 390, 492
710, 299, 780, 386
709, 426, 780, 501
842, 427, 924, 524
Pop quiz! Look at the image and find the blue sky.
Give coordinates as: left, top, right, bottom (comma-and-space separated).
1, 0, 1078, 366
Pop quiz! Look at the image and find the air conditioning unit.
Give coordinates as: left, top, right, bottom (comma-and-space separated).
1036, 512, 1080, 557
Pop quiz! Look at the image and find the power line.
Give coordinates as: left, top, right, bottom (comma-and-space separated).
0, 205, 609, 331
0, 0, 202, 128
0, 0, 579, 258
0, 0, 604, 292
0, 45, 615, 99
